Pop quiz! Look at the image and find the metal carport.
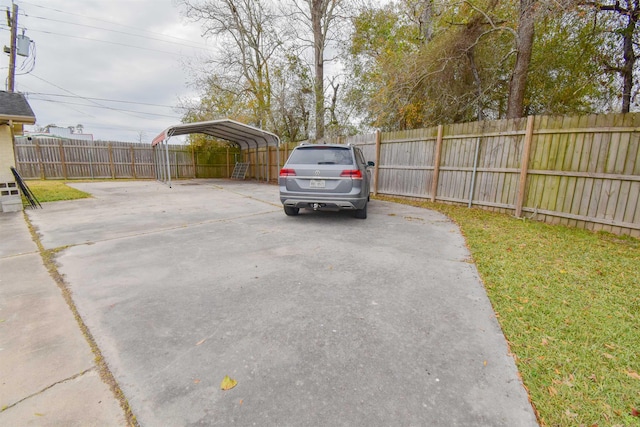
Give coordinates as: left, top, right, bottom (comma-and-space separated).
152, 119, 281, 187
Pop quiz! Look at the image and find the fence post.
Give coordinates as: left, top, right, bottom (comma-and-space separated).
35, 141, 45, 179
59, 140, 68, 179
130, 145, 137, 179
174, 150, 179, 179
431, 124, 443, 202
468, 137, 481, 208
108, 143, 115, 179
515, 115, 535, 217
191, 145, 196, 178
373, 130, 381, 195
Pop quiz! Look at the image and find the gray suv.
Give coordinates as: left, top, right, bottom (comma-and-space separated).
279, 143, 375, 219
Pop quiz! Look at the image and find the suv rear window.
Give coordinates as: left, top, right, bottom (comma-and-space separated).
287, 147, 353, 165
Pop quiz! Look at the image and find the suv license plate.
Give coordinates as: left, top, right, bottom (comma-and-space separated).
310, 179, 325, 188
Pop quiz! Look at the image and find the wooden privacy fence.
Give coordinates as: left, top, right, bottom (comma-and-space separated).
14, 137, 241, 180
344, 112, 640, 237
13, 112, 640, 236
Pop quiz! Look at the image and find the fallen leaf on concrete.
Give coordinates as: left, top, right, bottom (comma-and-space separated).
221, 375, 237, 391
194, 379, 201, 384
196, 339, 206, 346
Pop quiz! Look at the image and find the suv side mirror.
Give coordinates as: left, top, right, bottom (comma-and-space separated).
367, 161, 375, 167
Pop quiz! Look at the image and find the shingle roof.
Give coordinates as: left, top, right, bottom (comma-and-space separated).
0, 91, 36, 123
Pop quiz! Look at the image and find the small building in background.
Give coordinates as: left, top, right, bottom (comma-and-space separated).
30, 125, 94, 142
0, 91, 36, 212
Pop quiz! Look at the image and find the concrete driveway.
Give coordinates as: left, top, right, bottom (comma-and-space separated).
26, 180, 537, 426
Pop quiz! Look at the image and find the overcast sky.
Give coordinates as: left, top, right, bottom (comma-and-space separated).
1, 0, 214, 142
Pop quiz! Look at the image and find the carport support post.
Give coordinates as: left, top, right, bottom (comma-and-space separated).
255, 145, 259, 181
164, 138, 172, 188
373, 130, 381, 195
156, 144, 162, 181
226, 147, 230, 178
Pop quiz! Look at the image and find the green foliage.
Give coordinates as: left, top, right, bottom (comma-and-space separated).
345, 0, 519, 130
525, 10, 616, 115
344, 1, 626, 131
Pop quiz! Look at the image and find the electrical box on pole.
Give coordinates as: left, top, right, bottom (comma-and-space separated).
16, 34, 30, 57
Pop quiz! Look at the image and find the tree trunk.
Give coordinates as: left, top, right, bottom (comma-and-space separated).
506, 0, 537, 119
312, 0, 325, 139
419, 0, 434, 43
621, 7, 637, 113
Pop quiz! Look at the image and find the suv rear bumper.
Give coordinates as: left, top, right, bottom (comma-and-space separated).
281, 196, 367, 211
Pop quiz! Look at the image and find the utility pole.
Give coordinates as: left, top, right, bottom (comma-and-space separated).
7, 2, 18, 92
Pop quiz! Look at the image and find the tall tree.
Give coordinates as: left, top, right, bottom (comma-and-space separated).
180, 0, 282, 128
271, 53, 314, 142
289, 0, 344, 140
506, 0, 538, 118
581, 0, 640, 113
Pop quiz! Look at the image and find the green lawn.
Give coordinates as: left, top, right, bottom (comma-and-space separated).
378, 195, 640, 426
24, 180, 91, 203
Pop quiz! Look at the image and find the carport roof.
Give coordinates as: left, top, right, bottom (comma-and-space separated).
152, 119, 280, 149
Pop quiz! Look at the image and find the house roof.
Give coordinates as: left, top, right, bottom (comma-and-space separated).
0, 91, 36, 124
152, 119, 280, 150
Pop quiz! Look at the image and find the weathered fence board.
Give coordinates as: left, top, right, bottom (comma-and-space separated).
344, 113, 640, 237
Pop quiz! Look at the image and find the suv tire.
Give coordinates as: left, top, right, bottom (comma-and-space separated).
284, 206, 299, 216
354, 203, 367, 219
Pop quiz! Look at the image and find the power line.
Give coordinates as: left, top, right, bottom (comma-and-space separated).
24, 92, 190, 110
19, 82, 97, 118
26, 73, 177, 121
26, 28, 199, 57
29, 98, 182, 119
15, 0, 209, 48
21, 13, 213, 52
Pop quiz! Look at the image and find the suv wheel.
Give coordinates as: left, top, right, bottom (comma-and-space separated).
354, 203, 367, 219
284, 206, 299, 216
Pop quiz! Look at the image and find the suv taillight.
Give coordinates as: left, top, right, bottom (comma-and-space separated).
280, 168, 296, 177
340, 169, 362, 179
